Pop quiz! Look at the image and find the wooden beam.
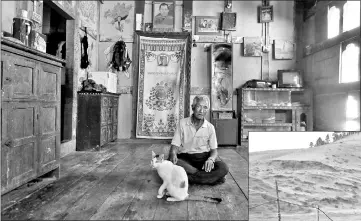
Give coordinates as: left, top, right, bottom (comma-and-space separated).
303, 27, 360, 57
313, 81, 360, 95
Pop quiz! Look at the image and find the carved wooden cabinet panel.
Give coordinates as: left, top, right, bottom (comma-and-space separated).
76, 92, 120, 151
1, 39, 62, 195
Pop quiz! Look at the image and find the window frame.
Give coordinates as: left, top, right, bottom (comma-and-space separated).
339, 36, 360, 84
327, 1, 346, 39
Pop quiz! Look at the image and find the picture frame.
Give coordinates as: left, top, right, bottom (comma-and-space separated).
145, 23, 153, 32
243, 37, 263, 57
259, 6, 273, 23
152, 1, 175, 32
274, 39, 295, 60
221, 12, 237, 31
195, 16, 221, 35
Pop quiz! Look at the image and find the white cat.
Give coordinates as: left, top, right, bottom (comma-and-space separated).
151, 151, 222, 203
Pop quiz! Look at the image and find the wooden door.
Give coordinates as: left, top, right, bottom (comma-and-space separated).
38, 103, 60, 175
38, 62, 61, 102
1, 52, 38, 101
1, 102, 38, 194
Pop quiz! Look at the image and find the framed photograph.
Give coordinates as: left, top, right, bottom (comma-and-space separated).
274, 39, 295, 60
243, 37, 263, 57
152, 1, 174, 31
259, 6, 273, 23
195, 16, 221, 35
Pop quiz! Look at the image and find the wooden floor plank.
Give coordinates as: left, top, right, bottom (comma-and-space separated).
213, 150, 249, 221
219, 149, 249, 199
62, 144, 154, 220
0, 145, 117, 212
212, 177, 249, 220
91, 145, 169, 220
1, 143, 248, 221
153, 199, 188, 220
187, 184, 220, 220
60, 143, 120, 176
120, 172, 160, 220
24, 144, 140, 220
1, 146, 120, 220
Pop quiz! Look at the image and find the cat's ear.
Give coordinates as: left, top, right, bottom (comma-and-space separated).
152, 151, 156, 158
159, 154, 164, 161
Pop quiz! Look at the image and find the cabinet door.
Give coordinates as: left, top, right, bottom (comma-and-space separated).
107, 125, 113, 142
101, 107, 108, 126
113, 124, 117, 141
38, 103, 60, 175
38, 63, 61, 102
107, 107, 112, 124
1, 52, 38, 101
100, 126, 107, 146
1, 102, 38, 194
112, 107, 118, 124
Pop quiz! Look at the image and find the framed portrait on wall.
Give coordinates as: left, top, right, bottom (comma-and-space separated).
152, 1, 174, 31
194, 16, 221, 35
259, 6, 273, 23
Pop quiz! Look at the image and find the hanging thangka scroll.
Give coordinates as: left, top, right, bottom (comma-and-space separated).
211, 43, 233, 111
136, 36, 187, 139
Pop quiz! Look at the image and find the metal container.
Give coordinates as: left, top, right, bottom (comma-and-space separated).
12, 10, 33, 46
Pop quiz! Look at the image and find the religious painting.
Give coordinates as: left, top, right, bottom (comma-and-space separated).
152, 1, 174, 32
136, 34, 190, 139
211, 43, 233, 111
195, 16, 221, 35
259, 5, 273, 23
244, 37, 263, 57
274, 39, 295, 60
100, 1, 134, 42
78, 1, 98, 39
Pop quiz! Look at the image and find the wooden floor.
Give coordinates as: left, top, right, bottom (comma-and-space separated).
1, 141, 248, 220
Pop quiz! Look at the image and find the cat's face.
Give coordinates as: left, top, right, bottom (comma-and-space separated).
151, 151, 165, 169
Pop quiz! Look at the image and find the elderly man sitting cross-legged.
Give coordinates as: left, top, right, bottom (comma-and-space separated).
168, 96, 229, 185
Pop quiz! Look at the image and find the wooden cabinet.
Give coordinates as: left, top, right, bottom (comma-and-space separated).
1, 38, 63, 195
76, 92, 120, 151
237, 88, 313, 143
211, 111, 238, 146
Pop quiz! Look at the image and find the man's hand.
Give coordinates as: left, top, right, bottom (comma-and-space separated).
168, 145, 178, 164
202, 159, 214, 172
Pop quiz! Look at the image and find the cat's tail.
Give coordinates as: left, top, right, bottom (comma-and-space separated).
187, 195, 222, 203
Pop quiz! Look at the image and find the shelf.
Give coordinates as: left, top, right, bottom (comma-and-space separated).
243, 105, 310, 110
243, 123, 293, 127
241, 88, 304, 92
